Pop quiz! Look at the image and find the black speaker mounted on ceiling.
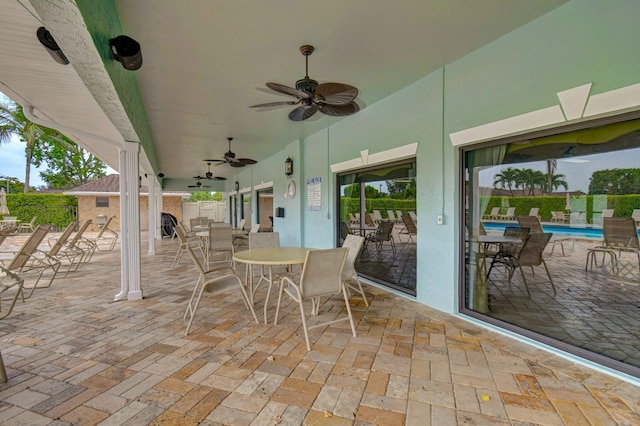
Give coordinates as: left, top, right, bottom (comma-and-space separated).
36, 27, 69, 65
109, 35, 143, 71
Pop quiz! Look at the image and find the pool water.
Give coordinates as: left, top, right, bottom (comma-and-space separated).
482, 222, 610, 239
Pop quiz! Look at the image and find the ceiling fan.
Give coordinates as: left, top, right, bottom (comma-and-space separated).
202, 161, 227, 180
205, 137, 257, 168
188, 177, 211, 189
250, 45, 360, 121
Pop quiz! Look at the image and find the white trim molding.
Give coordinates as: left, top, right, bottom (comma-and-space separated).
330, 143, 418, 173
254, 181, 274, 191
239, 186, 251, 194
449, 82, 640, 147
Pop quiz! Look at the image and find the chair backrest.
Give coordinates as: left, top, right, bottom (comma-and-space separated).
250, 223, 260, 233
603, 217, 639, 249
348, 213, 357, 223
502, 226, 529, 255
528, 208, 539, 217
364, 213, 375, 227
208, 221, 229, 228
489, 207, 500, 216
67, 219, 92, 248
396, 210, 403, 220
386, 210, 396, 221
372, 210, 383, 222
27, 216, 37, 226
516, 215, 543, 234
376, 221, 394, 241
185, 241, 207, 277
96, 214, 108, 227
601, 209, 615, 218
237, 218, 246, 230
632, 209, 640, 222
401, 215, 417, 233
175, 223, 188, 244
249, 232, 279, 250
299, 248, 348, 298
341, 234, 364, 279
340, 221, 351, 241
48, 221, 78, 256
94, 216, 115, 239
517, 233, 552, 267
7, 224, 51, 270
505, 207, 516, 216
409, 212, 418, 224
209, 225, 233, 251
190, 218, 201, 230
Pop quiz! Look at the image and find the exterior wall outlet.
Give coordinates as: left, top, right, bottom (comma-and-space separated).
437, 214, 444, 225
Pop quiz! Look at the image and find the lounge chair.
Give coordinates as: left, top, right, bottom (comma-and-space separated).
17, 216, 37, 233
632, 209, 640, 227
570, 211, 587, 224
3, 225, 56, 298
341, 234, 368, 306
274, 248, 356, 351
183, 242, 258, 336
43, 221, 84, 277
409, 211, 418, 224
483, 207, 500, 220
498, 207, 516, 221
399, 215, 417, 244
551, 211, 568, 223
249, 223, 260, 233
372, 210, 384, 223
386, 210, 397, 222
528, 208, 540, 219
82, 215, 118, 253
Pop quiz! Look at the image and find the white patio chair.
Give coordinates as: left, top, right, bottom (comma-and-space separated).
341, 234, 368, 306
183, 242, 258, 335
274, 247, 355, 351
17, 216, 37, 233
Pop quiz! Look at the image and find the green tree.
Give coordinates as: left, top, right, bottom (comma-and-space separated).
0, 100, 59, 192
343, 183, 381, 199
589, 168, 640, 195
187, 191, 221, 202
32, 135, 106, 189
493, 167, 520, 195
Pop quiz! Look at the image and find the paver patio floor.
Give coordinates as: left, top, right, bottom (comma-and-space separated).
0, 233, 638, 425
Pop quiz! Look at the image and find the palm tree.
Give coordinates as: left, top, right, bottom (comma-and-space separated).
493, 167, 520, 195
548, 173, 568, 193
0, 100, 57, 192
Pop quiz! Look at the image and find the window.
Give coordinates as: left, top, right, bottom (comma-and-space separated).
96, 197, 109, 208
461, 114, 640, 377
337, 160, 417, 295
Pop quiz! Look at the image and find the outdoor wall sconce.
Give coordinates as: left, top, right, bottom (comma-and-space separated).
109, 35, 143, 71
235, 181, 240, 191
36, 27, 69, 65
285, 156, 294, 177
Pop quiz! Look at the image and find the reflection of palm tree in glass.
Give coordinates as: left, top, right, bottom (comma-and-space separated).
546, 160, 568, 194
493, 167, 520, 195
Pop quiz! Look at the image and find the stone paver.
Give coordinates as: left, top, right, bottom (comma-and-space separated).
0, 233, 638, 425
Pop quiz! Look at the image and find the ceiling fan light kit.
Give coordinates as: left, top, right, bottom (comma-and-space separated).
250, 45, 360, 121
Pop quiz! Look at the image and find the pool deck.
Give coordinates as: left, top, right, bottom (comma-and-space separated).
0, 232, 639, 425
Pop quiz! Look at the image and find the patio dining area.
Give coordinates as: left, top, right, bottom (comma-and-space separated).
0, 232, 639, 425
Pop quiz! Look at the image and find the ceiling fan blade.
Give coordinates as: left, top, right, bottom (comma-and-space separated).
249, 100, 297, 108
192, 175, 206, 180
288, 105, 318, 121
266, 82, 309, 99
211, 176, 227, 180
318, 102, 360, 117
237, 158, 257, 165
229, 162, 246, 168
315, 83, 358, 105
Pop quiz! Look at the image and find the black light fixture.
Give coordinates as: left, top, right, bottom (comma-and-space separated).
109, 35, 143, 71
285, 157, 294, 177
36, 27, 69, 65
235, 181, 239, 191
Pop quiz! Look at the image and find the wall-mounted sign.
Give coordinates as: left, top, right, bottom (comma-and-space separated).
307, 177, 321, 211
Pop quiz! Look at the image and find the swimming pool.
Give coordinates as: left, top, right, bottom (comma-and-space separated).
482, 222, 613, 239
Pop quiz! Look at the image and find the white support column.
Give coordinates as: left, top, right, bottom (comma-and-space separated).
155, 184, 163, 240
114, 141, 143, 302
147, 177, 157, 255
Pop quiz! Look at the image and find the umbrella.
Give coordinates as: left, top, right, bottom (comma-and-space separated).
0, 188, 9, 215
565, 193, 571, 211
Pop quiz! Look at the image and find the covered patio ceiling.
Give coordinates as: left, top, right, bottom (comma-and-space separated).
0, 0, 567, 190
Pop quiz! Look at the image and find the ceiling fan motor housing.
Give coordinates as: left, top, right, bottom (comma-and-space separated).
296, 78, 318, 95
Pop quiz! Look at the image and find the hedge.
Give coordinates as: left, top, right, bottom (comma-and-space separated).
4, 193, 78, 229
340, 197, 416, 220
479, 194, 640, 223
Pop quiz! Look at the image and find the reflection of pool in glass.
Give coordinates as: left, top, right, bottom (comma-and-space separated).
482, 222, 617, 239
